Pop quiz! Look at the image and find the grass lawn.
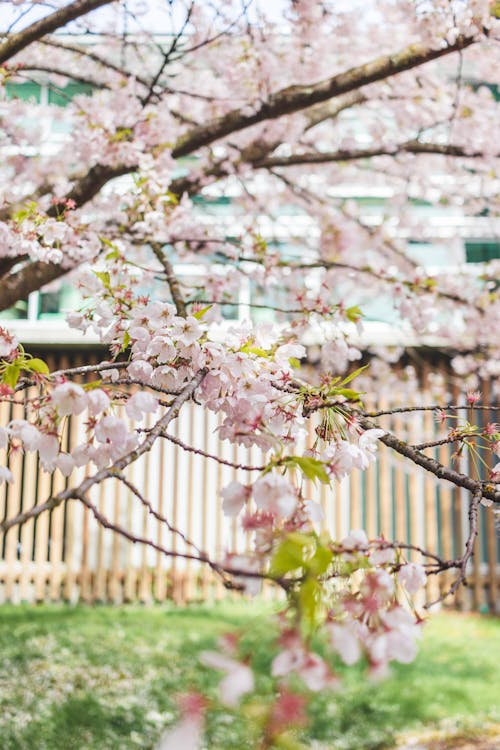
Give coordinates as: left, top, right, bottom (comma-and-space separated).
0, 602, 498, 750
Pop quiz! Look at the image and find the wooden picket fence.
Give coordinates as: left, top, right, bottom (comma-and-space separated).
0, 349, 498, 612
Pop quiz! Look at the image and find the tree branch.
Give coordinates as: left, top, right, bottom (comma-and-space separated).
38, 38, 151, 88
0, 34, 483, 310
15, 65, 110, 90
157, 431, 265, 471
171, 34, 478, 158
0, 163, 134, 312
301, 393, 500, 503
0, 0, 118, 65
425, 488, 482, 607
304, 92, 368, 131
359, 415, 500, 505
254, 140, 499, 168
0, 369, 206, 535
151, 242, 187, 317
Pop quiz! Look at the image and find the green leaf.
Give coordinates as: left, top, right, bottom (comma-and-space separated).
287, 456, 330, 485
12, 201, 38, 224
338, 364, 368, 386
100, 237, 117, 249
193, 305, 212, 320
240, 343, 269, 358
3, 363, 20, 388
269, 533, 311, 577
110, 127, 133, 143
82, 379, 103, 390
307, 544, 333, 576
94, 271, 111, 288
298, 578, 322, 630
23, 357, 49, 375
334, 387, 363, 402
345, 305, 363, 323
165, 190, 179, 205
121, 330, 131, 352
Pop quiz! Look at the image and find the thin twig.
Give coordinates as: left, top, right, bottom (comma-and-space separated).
412, 433, 478, 451
362, 404, 498, 417
116, 472, 204, 555
0, 370, 206, 534
151, 242, 187, 316
424, 488, 482, 607
159, 431, 265, 471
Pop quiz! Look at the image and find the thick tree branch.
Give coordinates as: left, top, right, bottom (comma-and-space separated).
255, 141, 498, 168
359, 415, 500, 504
0, 163, 134, 312
0, 0, 117, 65
171, 34, 478, 158
0, 34, 483, 311
301, 392, 500, 503
0, 257, 67, 313
56, 162, 133, 209
304, 92, 368, 131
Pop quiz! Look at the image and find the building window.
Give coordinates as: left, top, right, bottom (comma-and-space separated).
465, 241, 500, 264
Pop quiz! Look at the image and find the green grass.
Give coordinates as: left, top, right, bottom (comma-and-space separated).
0, 603, 498, 749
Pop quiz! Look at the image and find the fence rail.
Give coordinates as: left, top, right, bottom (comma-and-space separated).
0, 350, 498, 612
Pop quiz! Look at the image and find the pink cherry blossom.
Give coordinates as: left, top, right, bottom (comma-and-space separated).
37, 434, 60, 472
224, 553, 262, 596
328, 622, 362, 666
220, 481, 251, 517
156, 716, 202, 750
368, 545, 396, 566
0, 2, 498, 735
269, 690, 308, 733
125, 391, 159, 421
398, 563, 427, 593
7, 420, 40, 451
252, 474, 297, 518
0, 326, 18, 359
156, 693, 206, 750
199, 651, 254, 707
296, 651, 335, 692
72, 443, 94, 468
340, 529, 368, 550
272, 646, 333, 691
370, 607, 422, 666
94, 416, 129, 448
127, 359, 153, 382
51, 382, 87, 416
357, 429, 386, 467
171, 316, 203, 346
56, 453, 75, 477
87, 389, 110, 417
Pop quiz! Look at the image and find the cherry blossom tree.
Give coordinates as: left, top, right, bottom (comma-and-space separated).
1, 1, 500, 746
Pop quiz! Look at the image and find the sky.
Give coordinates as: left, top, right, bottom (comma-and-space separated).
0, 0, 369, 35
0, 0, 293, 34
